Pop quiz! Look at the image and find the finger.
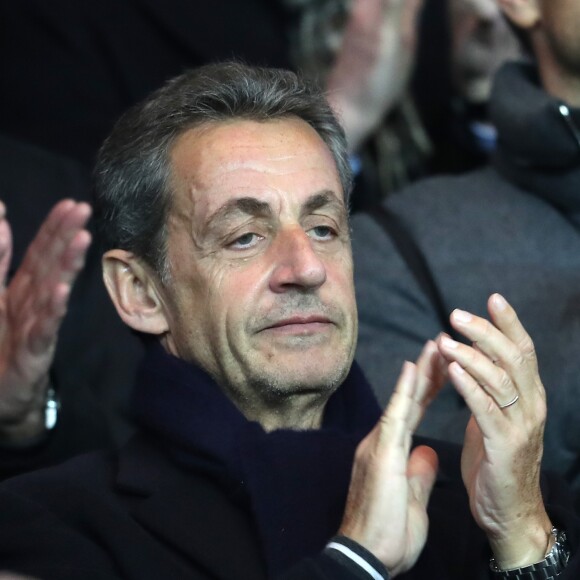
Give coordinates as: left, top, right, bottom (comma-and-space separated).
448, 361, 509, 433
28, 201, 92, 283
9, 200, 78, 309
407, 445, 438, 508
437, 334, 518, 409
10, 227, 90, 353
9, 229, 90, 321
0, 201, 13, 289
448, 308, 538, 396
378, 361, 419, 450
56, 229, 92, 285
412, 340, 446, 426
449, 309, 512, 361
27, 283, 71, 355
10, 201, 91, 313
487, 293, 539, 374
23, 228, 91, 309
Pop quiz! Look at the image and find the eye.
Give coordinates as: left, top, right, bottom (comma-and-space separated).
308, 225, 336, 241
228, 232, 263, 249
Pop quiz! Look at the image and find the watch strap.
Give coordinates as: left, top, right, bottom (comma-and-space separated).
490, 528, 570, 579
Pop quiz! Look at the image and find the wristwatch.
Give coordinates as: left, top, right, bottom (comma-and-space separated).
44, 386, 60, 430
490, 528, 570, 579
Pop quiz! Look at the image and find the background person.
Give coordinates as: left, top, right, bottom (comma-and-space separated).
353, 0, 580, 503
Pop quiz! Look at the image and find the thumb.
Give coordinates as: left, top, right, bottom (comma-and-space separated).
407, 445, 438, 508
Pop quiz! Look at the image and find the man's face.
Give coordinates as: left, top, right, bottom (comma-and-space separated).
539, 0, 580, 78
449, 0, 523, 103
158, 118, 357, 419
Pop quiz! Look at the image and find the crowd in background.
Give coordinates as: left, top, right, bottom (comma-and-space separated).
0, 0, 579, 576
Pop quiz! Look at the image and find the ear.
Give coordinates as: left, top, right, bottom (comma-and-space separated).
498, 0, 541, 29
102, 249, 169, 335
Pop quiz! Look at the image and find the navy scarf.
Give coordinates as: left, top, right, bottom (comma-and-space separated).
132, 342, 381, 575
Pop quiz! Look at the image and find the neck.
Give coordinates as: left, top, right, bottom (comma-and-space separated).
237, 392, 330, 432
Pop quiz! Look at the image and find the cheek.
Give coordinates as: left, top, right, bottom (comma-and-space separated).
167, 261, 225, 332
206, 263, 267, 328
326, 254, 356, 303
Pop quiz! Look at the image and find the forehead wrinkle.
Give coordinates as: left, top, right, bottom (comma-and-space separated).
212, 154, 317, 178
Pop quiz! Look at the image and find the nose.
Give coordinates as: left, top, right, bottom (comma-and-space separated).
269, 227, 327, 293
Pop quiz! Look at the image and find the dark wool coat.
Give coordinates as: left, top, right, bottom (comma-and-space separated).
0, 348, 578, 579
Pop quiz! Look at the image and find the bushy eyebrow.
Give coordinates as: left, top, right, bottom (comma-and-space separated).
205, 197, 272, 233
301, 191, 347, 220
205, 190, 347, 234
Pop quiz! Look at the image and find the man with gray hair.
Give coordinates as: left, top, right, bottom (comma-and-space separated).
0, 61, 577, 580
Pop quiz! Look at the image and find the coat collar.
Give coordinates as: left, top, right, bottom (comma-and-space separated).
129, 343, 382, 575
113, 431, 471, 580
116, 344, 460, 577
116, 433, 267, 580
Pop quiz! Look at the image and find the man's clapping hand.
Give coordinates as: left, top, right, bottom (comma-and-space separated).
0, 200, 91, 443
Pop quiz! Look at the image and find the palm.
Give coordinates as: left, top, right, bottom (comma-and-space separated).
439, 297, 552, 566
326, 0, 424, 151
461, 418, 492, 525
339, 346, 443, 575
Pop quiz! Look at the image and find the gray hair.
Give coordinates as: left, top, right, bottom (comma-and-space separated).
93, 61, 352, 281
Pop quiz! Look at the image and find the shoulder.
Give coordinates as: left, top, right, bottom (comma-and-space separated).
352, 165, 566, 259
1, 448, 116, 502
351, 167, 515, 242
386, 167, 536, 225
0, 450, 126, 577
